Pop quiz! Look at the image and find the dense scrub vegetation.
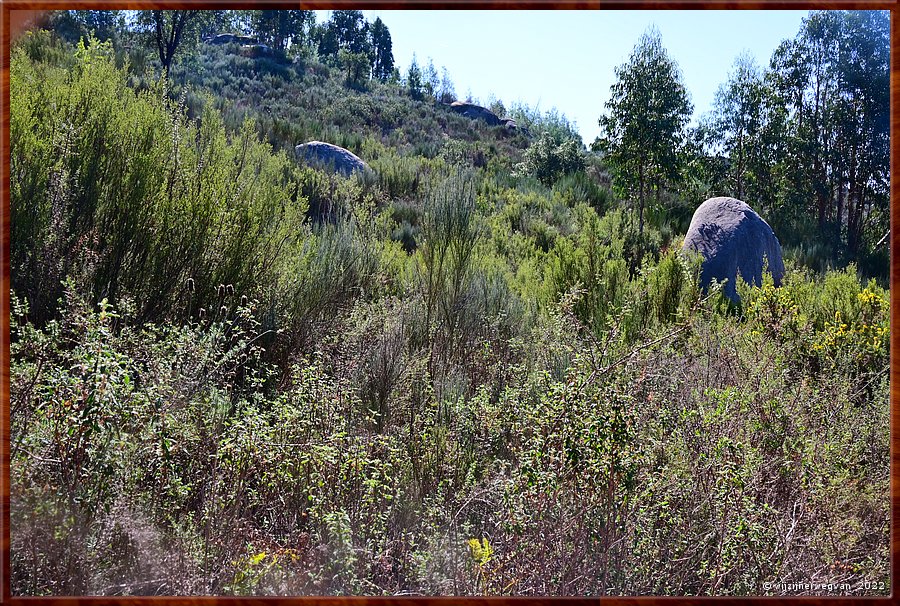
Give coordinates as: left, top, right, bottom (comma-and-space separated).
10, 11, 890, 597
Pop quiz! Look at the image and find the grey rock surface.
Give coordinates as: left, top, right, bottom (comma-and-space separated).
449, 101, 504, 127
682, 197, 785, 302
241, 43, 277, 59
295, 141, 370, 177
207, 33, 258, 45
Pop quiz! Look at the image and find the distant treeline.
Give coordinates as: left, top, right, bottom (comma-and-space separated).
45, 10, 395, 78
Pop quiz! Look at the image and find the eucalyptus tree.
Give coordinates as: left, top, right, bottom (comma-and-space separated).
597, 27, 692, 234
423, 58, 440, 100
834, 10, 889, 256
438, 67, 456, 104
704, 53, 768, 201
701, 51, 791, 212
249, 10, 314, 52
767, 9, 889, 257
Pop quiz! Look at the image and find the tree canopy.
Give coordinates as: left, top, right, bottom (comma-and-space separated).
597, 27, 692, 234
369, 17, 394, 81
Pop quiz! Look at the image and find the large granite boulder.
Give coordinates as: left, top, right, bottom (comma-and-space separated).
449, 101, 504, 127
295, 141, 370, 177
682, 197, 785, 302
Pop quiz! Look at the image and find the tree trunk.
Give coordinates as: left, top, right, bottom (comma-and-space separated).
836, 180, 844, 234
846, 145, 860, 257
638, 164, 645, 235
850, 189, 865, 258
736, 128, 744, 200
154, 11, 191, 74
847, 180, 862, 258
816, 181, 826, 230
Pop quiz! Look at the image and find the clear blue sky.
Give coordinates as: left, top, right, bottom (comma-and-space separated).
316, 10, 812, 145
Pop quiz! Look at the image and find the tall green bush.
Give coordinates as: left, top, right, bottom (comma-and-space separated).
11, 35, 308, 325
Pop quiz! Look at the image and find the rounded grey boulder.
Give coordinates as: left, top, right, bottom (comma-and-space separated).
449, 101, 504, 127
682, 197, 784, 302
295, 141, 370, 177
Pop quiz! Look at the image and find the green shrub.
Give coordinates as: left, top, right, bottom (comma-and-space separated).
268, 218, 379, 349
11, 36, 307, 325
551, 170, 612, 213
417, 170, 479, 346
515, 131, 585, 186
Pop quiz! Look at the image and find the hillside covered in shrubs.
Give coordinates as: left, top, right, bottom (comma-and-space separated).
9, 10, 890, 596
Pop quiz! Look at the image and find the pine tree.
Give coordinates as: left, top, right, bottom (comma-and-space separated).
406, 54, 425, 101
369, 17, 394, 81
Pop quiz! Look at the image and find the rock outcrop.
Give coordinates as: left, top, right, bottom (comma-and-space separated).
682, 196, 785, 302
449, 102, 504, 127
240, 44, 277, 59
295, 141, 370, 177
206, 33, 258, 46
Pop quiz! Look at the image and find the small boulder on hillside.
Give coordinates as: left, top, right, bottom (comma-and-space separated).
240, 43, 277, 59
449, 101, 504, 127
206, 33, 258, 46
295, 141, 370, 177
682, 196, 785, 302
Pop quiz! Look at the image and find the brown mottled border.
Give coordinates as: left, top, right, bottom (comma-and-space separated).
3, 5, 12, 605
0, 2, 896, 603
